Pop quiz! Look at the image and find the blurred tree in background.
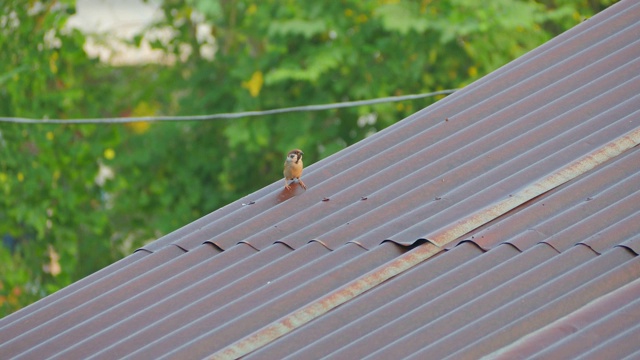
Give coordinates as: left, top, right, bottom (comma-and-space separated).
0, 0, 617, 316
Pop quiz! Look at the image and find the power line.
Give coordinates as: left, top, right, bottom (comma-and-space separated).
0, 89, 458, 125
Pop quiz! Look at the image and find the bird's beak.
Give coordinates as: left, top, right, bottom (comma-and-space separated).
296, 152, 303, 163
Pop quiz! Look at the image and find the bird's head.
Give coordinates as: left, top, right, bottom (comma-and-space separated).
287, 149, 304, 164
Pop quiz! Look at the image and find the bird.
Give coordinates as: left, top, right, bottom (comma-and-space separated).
283, 149, 306, 190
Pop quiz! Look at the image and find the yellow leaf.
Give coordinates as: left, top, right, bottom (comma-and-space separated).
573, 11, 582, 21
125, 101, 156, 134
104, 148, 115, 160
49, 52, 59, 74
127, 121, 151, 134
242, 71, 264, 97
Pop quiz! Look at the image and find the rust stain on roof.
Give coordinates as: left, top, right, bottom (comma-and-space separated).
211, 242, 442, 359
428, 127, 640, 247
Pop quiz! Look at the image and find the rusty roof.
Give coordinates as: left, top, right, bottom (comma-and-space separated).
1, 1, 640, 358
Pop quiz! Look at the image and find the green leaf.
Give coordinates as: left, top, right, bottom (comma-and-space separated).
374, 3, 430, 35
268, 19, 327, 39
265, 47, 343, 84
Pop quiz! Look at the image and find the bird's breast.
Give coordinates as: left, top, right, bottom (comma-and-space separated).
284, 161, 303, 179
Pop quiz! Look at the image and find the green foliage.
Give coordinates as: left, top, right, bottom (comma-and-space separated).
1, 0, 114, 313
268, 19, 328, 39
0, 0, 616, 317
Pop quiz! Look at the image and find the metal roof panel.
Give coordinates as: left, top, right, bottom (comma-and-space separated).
2, 2, 639, 359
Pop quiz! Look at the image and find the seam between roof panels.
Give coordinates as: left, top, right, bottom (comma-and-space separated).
427, 125, 640, 247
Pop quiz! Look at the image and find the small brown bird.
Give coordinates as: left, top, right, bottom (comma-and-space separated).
283, 149, 306, 190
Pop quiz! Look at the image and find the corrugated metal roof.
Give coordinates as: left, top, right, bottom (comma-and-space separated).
1, 1, 639, 358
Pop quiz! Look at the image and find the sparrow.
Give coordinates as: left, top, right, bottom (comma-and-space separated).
283, 149, 306, 190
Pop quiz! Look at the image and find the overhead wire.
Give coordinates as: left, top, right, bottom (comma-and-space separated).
0, 89, 458, 125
